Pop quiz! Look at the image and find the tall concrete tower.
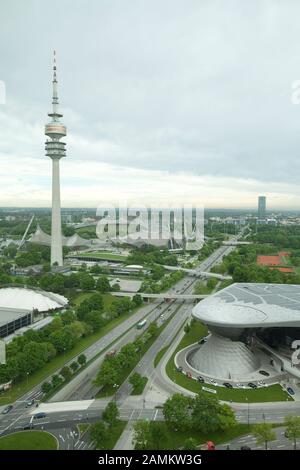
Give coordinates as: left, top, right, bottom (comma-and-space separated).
45, 51, 66, 266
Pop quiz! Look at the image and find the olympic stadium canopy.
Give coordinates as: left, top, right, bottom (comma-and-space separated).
0, 287, 68, 312
192, 283, 300, 328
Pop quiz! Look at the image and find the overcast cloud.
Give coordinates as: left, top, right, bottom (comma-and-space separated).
1, 0, 300, 208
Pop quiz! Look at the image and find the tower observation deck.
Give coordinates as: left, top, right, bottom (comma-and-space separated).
45, 51, 66, 266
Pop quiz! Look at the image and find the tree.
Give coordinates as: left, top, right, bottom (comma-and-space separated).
96, 275, 111, 293
50, 328, 76, 353
94, 357, 119, 388
132, 420, 151, 450
132, 294, 143, 307
90, 421, 109, 450
70, 361, 79, 373
61, 310, 76, 325
79, 273, 95, 290
129, 372, 144, 390
253, 423, 276, 450
183, 437, 198, 450
23, 341, 49, 373
60, 366, 72, 381
102, 401, 119, 428
85, 310, 105, 332
191, 392, 236, 433
78, 354, 87, 367
51, 374, 63, 389
148, 422, 167, 450
148, 321, 158, 337
41, 381, 52, 394
284, 416, 300, 450
118, 343, 138, 369
163, 393, 193, 432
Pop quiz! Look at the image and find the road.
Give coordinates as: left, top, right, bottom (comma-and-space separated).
0, 231, 254, 450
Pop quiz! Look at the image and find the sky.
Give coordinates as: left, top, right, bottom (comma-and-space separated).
1, 0, 300, 209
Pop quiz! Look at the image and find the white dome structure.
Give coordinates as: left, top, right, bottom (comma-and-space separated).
188, 334, 260, 380
0, 287, 68, 312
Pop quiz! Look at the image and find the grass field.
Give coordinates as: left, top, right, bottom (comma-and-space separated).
141, 422, 257, 450
73, 292, 116, 309
75, 251, 127, 261
0, 431, 57, 450
165, 321, 292, 403
0, 294, 137, 405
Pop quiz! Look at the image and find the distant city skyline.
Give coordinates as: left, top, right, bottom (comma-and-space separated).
1, 1, 300, 208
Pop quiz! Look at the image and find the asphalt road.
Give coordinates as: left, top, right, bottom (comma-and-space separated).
1, 232, 256, 450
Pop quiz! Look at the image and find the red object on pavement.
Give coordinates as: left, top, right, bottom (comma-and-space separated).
206, 441, 216, 450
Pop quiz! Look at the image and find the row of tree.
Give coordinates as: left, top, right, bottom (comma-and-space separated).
0, 293, 141, 385
140, 270, 184, 294
94, 322, 159, 390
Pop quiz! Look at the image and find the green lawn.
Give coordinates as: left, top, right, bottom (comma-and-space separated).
144, 422, 257, 450
0, 297, 138, 405
165, 320, 292, 403
154, 345, 171, 368
75, 251, 127, 262
73, 292, 115, 309
130, 377, 148, 395
0, 431, 58, 450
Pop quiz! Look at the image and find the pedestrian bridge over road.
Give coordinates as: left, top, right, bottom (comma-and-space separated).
111, 292, 208, 301
163, 265, 231, 281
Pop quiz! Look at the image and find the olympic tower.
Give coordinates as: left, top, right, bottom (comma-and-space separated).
45, 51, 66, 266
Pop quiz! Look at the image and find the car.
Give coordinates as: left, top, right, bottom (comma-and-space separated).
26, 399, 35, 408
223, 382, 233, 388
258, 380, 266, 387
209, 379, 217, 385
2, 405, 13, 415
284, 430, 289, 438
248, 382, 257, 389
106, 349, 117, 357
287, 387, 295, 396
198, 338, 207, 345
240, 445, 251, 450
34, 412, 47, 419
23, 423, 34, 430
176, 366, 183, 373
197, 376, 205, 383
236, 383, 243, 388
259, 370, 270, 377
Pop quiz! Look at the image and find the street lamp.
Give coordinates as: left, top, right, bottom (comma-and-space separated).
113, 383, 119, 402
246, 397, 250, 427
26, 372, 29, 387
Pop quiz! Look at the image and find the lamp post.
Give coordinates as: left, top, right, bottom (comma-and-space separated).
113, 383, 118, 403
246, 397, 250, 427
26, 372, 29, 387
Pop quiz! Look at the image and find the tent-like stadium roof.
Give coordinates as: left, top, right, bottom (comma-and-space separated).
0, 287, 68, 312
192, 283, 300, 328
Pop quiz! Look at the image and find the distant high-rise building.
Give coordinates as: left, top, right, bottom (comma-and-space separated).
258, 196, 266, 219
45, 51, 67, 266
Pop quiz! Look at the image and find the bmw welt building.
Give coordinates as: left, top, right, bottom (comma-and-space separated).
190, 283, 300, 382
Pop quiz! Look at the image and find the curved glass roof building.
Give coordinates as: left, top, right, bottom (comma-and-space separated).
190, 283, 300, 381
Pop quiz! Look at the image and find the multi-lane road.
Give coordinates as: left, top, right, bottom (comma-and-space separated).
4, 230, 281, 451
